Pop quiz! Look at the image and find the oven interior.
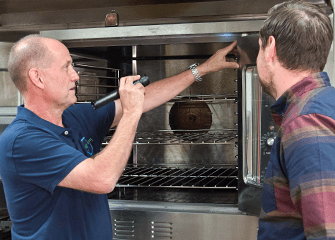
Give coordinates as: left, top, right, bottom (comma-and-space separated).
69, 41, 239, 205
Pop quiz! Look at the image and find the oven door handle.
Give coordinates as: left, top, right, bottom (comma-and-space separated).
242, 66, 262, 187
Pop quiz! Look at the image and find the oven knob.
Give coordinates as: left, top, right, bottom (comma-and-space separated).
267, 137, 275, 146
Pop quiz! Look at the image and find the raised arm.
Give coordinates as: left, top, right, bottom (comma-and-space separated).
112, 41, 239, 128
58, 75, 145, 194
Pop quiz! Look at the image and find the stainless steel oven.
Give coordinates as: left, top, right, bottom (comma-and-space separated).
39, 27, 270, 239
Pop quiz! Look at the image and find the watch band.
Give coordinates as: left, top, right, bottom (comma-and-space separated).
188, 63, 202, 82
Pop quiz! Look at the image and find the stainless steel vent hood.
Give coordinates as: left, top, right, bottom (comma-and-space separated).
0, 0, 332, 42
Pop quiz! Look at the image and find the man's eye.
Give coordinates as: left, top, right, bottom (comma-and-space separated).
65, 63, 74, 69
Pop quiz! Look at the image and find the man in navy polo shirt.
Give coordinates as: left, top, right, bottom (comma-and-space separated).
0, 35, 239, 239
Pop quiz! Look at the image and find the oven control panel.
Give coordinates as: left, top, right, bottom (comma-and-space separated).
259, 93, 276, 184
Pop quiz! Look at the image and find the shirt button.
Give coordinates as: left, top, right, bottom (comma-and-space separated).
64, 131, 69, 135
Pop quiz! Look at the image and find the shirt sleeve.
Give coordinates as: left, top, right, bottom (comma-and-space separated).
283, 113, 335, 239
12, 127, 87, 194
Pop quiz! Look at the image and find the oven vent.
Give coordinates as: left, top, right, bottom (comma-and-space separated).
113, 219, 135, 239
116, 166, 238, 189
151, 221, 173, 239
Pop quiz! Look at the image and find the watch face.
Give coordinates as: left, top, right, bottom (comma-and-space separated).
189, 63, 199, 69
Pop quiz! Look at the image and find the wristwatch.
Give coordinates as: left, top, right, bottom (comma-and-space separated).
188, 63, 202, 82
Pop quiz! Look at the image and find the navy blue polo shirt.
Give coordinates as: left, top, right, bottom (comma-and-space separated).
0, 102, 115, 240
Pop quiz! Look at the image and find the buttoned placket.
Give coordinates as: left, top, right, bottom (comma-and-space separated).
61, 129, 81, 152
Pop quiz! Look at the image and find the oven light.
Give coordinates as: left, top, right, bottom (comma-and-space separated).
220, 33, 235, 39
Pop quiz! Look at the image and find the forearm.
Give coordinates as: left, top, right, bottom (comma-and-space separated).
142, 42, 238, 113
90, 111, 140, 193
58, 75, 145, 194
143, 70, 194, 113
58, 111, 141, 194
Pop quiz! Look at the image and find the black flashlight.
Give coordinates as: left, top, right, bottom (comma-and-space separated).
91, 75, 150, 110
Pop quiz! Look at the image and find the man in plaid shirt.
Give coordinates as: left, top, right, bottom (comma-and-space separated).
257, 1, 334, 239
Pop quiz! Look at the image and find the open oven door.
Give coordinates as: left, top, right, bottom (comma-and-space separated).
237, 33, 277, 216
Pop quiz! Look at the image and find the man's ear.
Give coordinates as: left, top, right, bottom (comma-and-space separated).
28, 68, 44, 89
266, 36, 277, 63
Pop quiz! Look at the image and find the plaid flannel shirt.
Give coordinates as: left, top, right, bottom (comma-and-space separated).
258, 72, 335, 240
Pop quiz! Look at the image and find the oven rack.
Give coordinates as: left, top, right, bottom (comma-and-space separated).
132, 129, 237, 145
77, 74, 119, 80
171, 94, 237, 103
73, 63, 121, 72
116, 166, 238, 189
104, 130, 238, 145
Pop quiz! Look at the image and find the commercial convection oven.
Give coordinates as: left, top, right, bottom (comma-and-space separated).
39, 28, 271, 240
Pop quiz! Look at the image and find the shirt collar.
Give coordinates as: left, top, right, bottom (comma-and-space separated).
271, 72, 330, 117
16, 105, 70, 136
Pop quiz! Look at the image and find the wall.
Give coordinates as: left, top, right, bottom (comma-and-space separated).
0, 42, 20, 125
0, 42, 17, 107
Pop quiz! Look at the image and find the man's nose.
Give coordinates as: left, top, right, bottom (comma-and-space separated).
73, 71, 80, 82
71, 66, 80, 82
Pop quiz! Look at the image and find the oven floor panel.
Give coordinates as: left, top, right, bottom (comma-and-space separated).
108, 188, 238, 204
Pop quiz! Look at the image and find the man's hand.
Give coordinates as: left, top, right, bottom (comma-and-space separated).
118, 75, 145, 117
198, 41, 239, 76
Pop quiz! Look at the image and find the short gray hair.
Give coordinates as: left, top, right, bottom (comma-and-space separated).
7, 34, 54, 93
259, 0, 333, 72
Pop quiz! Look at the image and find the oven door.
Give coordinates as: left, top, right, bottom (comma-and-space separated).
237, 34, 276, 215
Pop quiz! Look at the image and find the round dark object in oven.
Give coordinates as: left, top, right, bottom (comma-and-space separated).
169, 97, 212, 133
